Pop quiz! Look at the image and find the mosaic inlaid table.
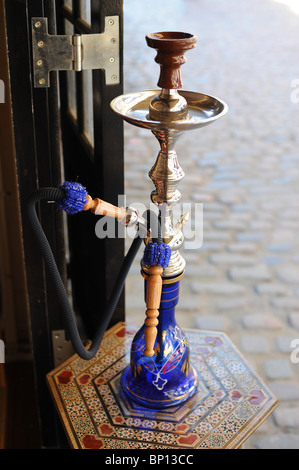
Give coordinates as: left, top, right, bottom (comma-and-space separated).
47, 322, 278, 449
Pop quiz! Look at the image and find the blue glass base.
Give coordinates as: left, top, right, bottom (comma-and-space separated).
121, 277, 198, 409
121, 361, 198, 409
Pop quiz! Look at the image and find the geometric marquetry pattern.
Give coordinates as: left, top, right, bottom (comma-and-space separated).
47, 323, 278, 449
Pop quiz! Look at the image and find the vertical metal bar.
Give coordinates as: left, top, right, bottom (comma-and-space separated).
91, 0, 125, 323
72, 1, 84, 136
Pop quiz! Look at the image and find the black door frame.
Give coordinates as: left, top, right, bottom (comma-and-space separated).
4, 0, 124, 448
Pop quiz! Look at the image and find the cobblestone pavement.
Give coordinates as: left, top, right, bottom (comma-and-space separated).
122, 0, 299, 448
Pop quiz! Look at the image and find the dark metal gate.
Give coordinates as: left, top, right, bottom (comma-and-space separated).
3, 0, 124, 448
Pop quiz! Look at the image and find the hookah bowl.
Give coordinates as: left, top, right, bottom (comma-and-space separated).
111, 32, 228, 409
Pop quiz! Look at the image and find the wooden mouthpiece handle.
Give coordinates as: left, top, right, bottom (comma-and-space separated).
144, 265, 163, 357
83, 195, 126, 221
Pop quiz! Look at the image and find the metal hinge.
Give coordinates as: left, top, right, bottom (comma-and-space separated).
32, 16, 120, 88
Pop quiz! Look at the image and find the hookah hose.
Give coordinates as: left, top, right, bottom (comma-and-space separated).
26, 184, 160, 361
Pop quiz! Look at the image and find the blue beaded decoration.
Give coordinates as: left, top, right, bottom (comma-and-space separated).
57, 181, 88, 215
142, 242, 171, 268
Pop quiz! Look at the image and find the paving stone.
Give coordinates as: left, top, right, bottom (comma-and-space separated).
264, 359, 293, 380
194, 315, 228, 332
276, 266, 299, 284
183, 252, 201, 263
242, 314, 283, 330
256, 433, 299, 449
236, 233, 264, 242
289, 312, 299, 330
250, 221, 273, 231
227, 242, 257, 253
178, 296, 202, 311
198, 159, 220, 168
200, 242, 223, 252
238, 178, 263, 187
240, 335, 269, 354
281, 154, 299, 162
268, 244, 293, 253
269, 381, 299, 401
231, 204, 253, 212
213, 171, 244, 181
207, 181, 234, 189
279, 220, 299, 230
210, 253, 255, 265
217, 193, 242, 205
203, 231, 231, 241
260, 201, 282, 211
202, 151, 227, 159
215, 297, 250, 311
254, 283, 289, 295
213, 220, 247, 231
202, 211, 223, 220
270, 297, 299, 310
216, 165, 242, 173
280, 209, 299, 220
230, 212, 252, 221
203, 202, 226, 212
250, 186, 283, 195
263, 256, 284, 267
190, 282, 246, 296
185, 264, 216, 278
228, 265, 272, 281
270, 230, 295, 244
191, 193, 215, 203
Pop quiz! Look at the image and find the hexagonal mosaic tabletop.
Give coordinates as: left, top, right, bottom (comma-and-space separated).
47, 322, 278, 449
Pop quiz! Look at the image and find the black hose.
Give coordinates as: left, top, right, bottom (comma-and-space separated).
26, 188, 157, 360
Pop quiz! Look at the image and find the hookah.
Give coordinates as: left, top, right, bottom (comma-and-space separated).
27, 31, 227, 410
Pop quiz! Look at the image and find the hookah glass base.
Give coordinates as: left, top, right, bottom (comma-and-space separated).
120, 277, 198, 409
